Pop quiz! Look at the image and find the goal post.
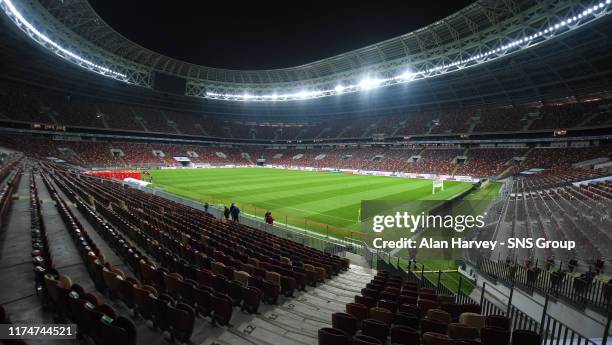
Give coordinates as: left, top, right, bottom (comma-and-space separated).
432, 179, 444, 194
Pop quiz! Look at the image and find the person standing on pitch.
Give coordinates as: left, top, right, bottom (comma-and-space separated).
204, 202, 209, 213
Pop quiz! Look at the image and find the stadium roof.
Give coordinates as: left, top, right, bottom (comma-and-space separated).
0, 0, 611, 105
38, 0, 523, 82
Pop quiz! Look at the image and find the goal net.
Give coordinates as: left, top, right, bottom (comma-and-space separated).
432, 179, 444, 194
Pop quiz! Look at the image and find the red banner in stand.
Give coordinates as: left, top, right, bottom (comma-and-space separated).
83, 170, 142, 180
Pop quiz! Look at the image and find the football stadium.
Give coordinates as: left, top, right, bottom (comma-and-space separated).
0, 0, 611, 344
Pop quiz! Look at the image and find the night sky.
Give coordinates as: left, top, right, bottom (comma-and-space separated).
88, 0, 475, 70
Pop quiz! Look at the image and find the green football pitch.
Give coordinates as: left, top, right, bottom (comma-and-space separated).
150, 168, 490, 238
150, 168, 501, 293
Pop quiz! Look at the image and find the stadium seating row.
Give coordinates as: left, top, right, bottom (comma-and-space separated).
1, 80, 611, 139
0, 134, 610, 180
35, 162, 350, 344
319, 271, 543, 345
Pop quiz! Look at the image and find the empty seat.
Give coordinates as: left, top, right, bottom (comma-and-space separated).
448, 322, 480, 340
102, 268, 122, 298
233, 270, 250, 286
380, 291, 399, 302
265, 271, 281, 286
418, 298, 438, 316
117, 277, 139, 308
293, 271, 307, 291
262, 280, 280, 304
318, 327, 348, 345
194, 286, 213, 318
350, 334, 383, 345
440, 303, 463, 320
361, 318, 388, 344
195, 268, 213, 287
280, 275, 296, 297
420, 318, 448, 336
398, 295, 418, 306
422, 332, 453, 345
303, 264, 317, 286
242, 286, 262, 314
163, 272, 183, 299
393, 312, 419, 329
459, 312, 486, 330
211, 293, 233, 326
167, 302, 195, 343
332, 312, 357, 337
211, 261, 225, 275
228, 280, 244, 306
178, 278, 198, 305
420, 292, 438, 300
437, 294, 455, 304
221, 265, 236, 281
346, 303, 369, 321
355, 295, 377, 309
389, 324, 420, 345
212, 275, 228, 294
315, 267, 326, 282
481, 327, 510, 345
369, 307, 393, 325
141, 262, 164, 290
361, 288, 379, 299
427, 309, 452, 324
511, 329, 541, 345
486, 315, 510, 330
377, 299, 398, 313
132, 285, 158, 321
398, 303, 420, 316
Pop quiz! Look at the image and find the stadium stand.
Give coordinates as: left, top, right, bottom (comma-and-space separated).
454, 148, 527, 177
473, 107, 527, 133
0, 134, 610, 183
406, 148, 464, 175
1, 78, 611, 139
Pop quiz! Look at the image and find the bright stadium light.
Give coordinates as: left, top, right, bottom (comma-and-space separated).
398, 69, 415, 81
359, 78, 382, 90
335, 85, 345, 93
295, 91, 309, 99
0, 0, 126, 79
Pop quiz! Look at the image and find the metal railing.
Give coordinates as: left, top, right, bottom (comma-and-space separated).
478, 281, 609, 345
477, 257, 612, 313
373, 252, 610, 344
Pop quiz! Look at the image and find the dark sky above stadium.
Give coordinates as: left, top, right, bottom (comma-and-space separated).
89, 0, 475, 70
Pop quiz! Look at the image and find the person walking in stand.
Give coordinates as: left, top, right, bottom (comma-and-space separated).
230, 202, 240, 222
265, 211, 274, 225
223, 206, 230, 221
229, 203, 236, 221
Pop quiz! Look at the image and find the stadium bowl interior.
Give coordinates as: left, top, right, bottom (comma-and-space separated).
0, 0, 611, 344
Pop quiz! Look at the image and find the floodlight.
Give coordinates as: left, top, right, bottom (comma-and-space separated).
398, 69, 414, 81
359, 78, 382, 90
